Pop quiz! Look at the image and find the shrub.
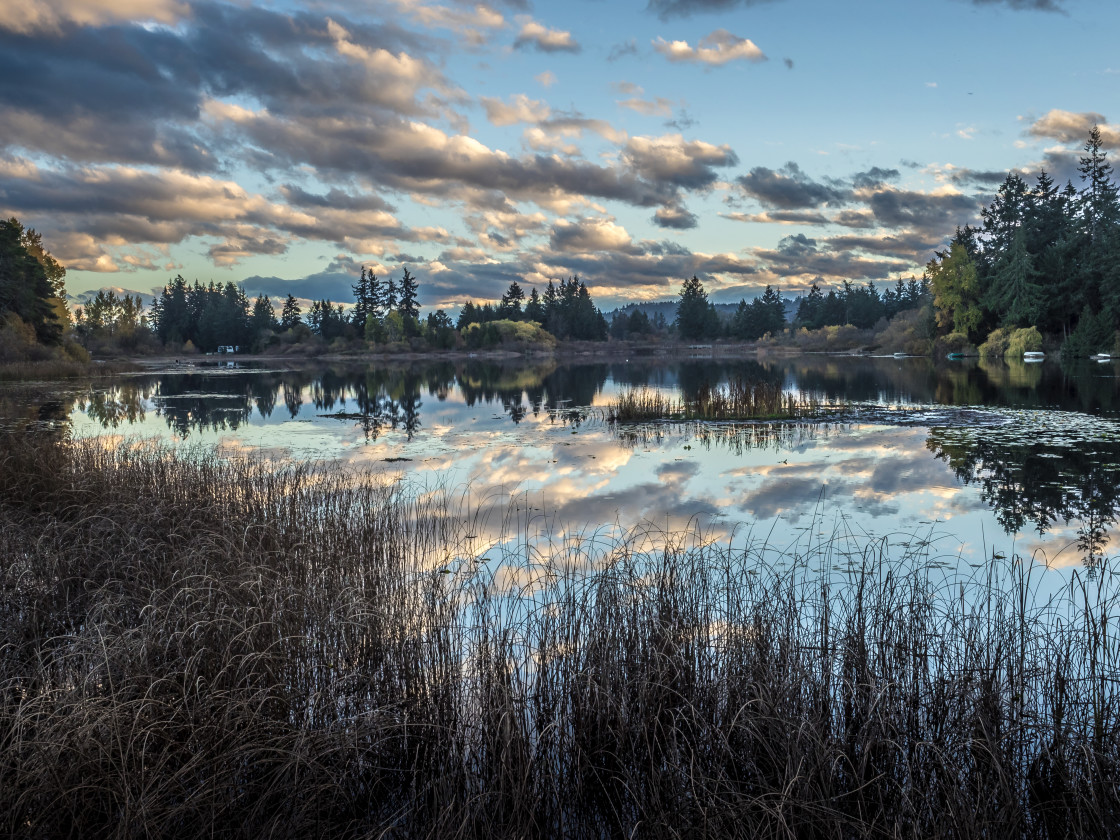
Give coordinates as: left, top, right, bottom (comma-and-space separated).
874, 308, 935, 355
978, 327, 1012, 358
1006, 326, 1043, 357
934, 331, 976, 357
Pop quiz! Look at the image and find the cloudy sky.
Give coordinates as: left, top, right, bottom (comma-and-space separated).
2, 0, 1117, 309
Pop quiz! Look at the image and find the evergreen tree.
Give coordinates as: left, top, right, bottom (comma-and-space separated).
383, 275, 398, 312
251, 294, 277, 337
987, 227, 1044, 327
1078, 126, 1120, 238
675, 275, 710, 340
280, 294, 302, 330
351, 268, 373, 328
524, 288, 544, 323
397, 268, 420, 321
0, 217, 66, 345
796, 283, 825, 329
499, 281, 525, 319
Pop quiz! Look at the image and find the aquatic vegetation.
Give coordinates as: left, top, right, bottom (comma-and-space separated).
608, 378, 832, 422
0, 433, 1118, 838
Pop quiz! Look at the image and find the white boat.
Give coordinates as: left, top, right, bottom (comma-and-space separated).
1091, 353, 1111, 361
1023, 351, 1045, 360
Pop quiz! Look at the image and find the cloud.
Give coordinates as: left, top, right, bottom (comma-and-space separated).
622, 133, 739, 189
736, 162, 847, 209
654, 204, 699, 229
753, 234, 912, 281
724, 210, 831, 225
535, 70, 556, 87
549, 217, 636, 253
653, 30, 766, 65
385, 0, 504, 44
860, 185, 984, 232
0, 158, 449, 268
619, 96, 675, 117
645, 0, 781, 21
1027, 109, 1120, 147
850, 167, 901, 189
0, 0, 187, 33
480, 93, 551, 126
513, 18, 580, 53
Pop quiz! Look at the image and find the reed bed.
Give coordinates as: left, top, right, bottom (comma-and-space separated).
608, 379, 831, 423
0, 432, 1118, 839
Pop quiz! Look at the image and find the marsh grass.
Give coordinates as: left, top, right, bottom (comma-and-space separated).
608, 379, 833, 423
1, 433, 1118, 838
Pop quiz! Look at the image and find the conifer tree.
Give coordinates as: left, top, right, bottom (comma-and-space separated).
280, 294, 302, 330
397, 268, 420, 320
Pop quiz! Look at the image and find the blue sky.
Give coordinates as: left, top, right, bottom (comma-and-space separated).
1, 0, 1117, 310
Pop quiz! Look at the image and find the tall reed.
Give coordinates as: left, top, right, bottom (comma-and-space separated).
0, 432, 1117, 838
608, 379, 830, 423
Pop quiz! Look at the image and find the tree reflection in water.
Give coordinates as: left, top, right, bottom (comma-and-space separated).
927, 417, 1120, 567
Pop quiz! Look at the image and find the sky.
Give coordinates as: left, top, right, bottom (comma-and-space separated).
1, 0, 1118, 311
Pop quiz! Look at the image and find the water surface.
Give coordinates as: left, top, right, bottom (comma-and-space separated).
7, 354, 1120, 574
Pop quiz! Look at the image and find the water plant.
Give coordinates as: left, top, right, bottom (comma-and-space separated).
0, 432, 1117, 838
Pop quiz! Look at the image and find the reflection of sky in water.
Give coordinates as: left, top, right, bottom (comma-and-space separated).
61, 360, 1120, 580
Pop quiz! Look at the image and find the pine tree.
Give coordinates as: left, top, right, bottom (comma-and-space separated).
383, 275, 398, 312
499, 281, 525, 319
987, 228, 1044, 327
0, 217, 66, 345
280, 294, 302, 330
675, 275, 710, 340
524, 288, 544, 323
397, 268, 420, 320
351, 268, 372, 328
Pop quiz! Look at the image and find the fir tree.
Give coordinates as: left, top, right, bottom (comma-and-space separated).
397, 268, 420, 321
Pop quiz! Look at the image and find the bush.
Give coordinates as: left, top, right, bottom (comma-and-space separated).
934, 331, 976, 357
1006, 326, 1043, 357
874, 308, 935, 355
978, 327, 1012, 358
463, 319, 556, 349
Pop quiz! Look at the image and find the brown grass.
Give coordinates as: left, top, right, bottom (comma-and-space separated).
0, 432, 1117, 838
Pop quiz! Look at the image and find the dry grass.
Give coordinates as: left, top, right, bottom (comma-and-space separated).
0, 432, 1118, 839
608, 379, 831, 423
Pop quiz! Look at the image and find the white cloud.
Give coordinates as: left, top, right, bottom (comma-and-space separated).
653, 30, 766, 66
619, 97, 675, 117
480, 94, 551, 127
1027, 109, 1120, 147
513, 18, 580, 53
535, 71, 557, 87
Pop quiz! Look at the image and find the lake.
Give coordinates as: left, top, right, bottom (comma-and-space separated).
6, 353, 1120, 577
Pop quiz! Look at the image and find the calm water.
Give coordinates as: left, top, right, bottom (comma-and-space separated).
6, 354, 1120, 574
